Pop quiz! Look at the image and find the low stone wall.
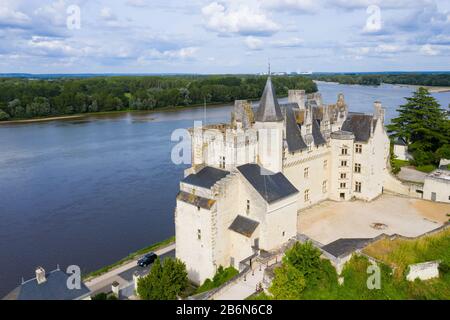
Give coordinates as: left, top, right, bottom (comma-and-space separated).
406, 261, 440, 281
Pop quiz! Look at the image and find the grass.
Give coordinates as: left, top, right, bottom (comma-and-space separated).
415, 164, 437, 173
392, 159, 410, 168
363, 228, 450, 276
252, 230, 450, 300
82, 236, 175, 280
195, 266, 239, 294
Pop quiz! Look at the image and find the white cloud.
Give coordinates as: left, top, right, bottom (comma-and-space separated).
420, 44, 440, 56
100, 7, 117, 21
263, 0, 317, 13
271, 37, 304, 47
201, 2, 280, 36
0, 6, 31, 27
140, 47, 199, 61
245, 36, 263, 50
126, 0, 148, 7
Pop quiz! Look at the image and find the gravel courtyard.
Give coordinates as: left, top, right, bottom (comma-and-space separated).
298, 194, 450, 245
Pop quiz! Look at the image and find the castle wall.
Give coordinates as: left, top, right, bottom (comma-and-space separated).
283, 145, 331, 210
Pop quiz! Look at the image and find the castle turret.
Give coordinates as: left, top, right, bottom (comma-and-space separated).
254, 77, 284, 173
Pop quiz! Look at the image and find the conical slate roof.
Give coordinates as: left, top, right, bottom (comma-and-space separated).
255, 77, 283, 122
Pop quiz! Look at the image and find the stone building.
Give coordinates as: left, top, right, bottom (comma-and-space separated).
175, 77, 391, 285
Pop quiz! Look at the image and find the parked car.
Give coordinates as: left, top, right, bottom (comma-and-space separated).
137, 252, 157, 267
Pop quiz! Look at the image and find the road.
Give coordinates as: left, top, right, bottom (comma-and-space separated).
85, 243, 175, 297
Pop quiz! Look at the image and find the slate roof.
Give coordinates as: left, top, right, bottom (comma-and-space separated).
176, 191, 216, 210
321, 238, 372, 258
3, 270, 90, 300
237, 163, 299, 204
341, 114, 374, 142
182, 167, 230, 189
283, 103, 307, 152
255, 77, 283, 122
229, 215, 260, 237
312, 119, 327, 146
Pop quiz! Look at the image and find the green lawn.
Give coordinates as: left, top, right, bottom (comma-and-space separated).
253, 233, 450, 300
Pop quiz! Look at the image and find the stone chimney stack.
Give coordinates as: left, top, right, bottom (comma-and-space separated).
288, 90, 305, 109
373, 101, 385, 124
35, 267, 46, 284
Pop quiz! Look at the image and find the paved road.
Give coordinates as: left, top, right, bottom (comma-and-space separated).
85, 243, 175, 296
118, 250, 175, 282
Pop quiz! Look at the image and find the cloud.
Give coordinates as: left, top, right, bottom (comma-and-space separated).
139, 47, 199, 63
201, 1, 280, 36
0, 6, 31, 28
244, 36, 263, 50
420, 44, 440, 56
100, 7, 118, 21
126, 0, 148, 7
271, 37, 304, 48
262, 0, 318, 13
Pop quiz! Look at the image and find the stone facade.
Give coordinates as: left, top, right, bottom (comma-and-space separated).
175, 77, 391, 285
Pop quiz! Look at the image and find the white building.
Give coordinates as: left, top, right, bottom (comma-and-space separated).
175, 77, 391, 285
393, 138, 411, 161
423, 165, 450, 203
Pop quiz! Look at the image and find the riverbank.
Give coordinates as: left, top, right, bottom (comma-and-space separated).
83, 236, 175, 281
391, 84, 450, 93
0, 102, 234, 125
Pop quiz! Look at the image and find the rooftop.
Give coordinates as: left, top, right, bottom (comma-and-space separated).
182, 166, 230, 189
427, 169, 450, 182
341, 113, 374, 142
321, 238, 372, 258
237, 163, 299, 204
229, 215, 260, 237
255, 77, 283, 122
3, 269, 90, 300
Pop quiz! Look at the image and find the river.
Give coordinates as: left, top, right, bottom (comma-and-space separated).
0, 82, 449, 297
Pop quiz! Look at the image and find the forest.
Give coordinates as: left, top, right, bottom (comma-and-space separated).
311, 73, 450, 87
0, 75, 317, 121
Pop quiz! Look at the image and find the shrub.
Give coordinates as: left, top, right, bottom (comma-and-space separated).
196, 266, 239, 294
269, 263, 306, 300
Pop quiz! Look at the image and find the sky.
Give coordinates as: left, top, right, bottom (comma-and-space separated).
0, 0, 449, 74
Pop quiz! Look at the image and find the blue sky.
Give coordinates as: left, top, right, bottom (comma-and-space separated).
0, 0, 449, 74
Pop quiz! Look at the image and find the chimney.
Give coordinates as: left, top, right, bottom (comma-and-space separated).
35, 267, 46, 284
373, 101, 385, 123
288, 90, 305, 109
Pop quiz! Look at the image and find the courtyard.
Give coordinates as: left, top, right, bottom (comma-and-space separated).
298, 194, 450, 245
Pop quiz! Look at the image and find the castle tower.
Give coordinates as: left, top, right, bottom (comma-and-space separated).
254, 77, 284, 173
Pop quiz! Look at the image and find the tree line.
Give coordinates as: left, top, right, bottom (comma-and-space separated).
311, 73, 450, 87
0, 75, 317, 121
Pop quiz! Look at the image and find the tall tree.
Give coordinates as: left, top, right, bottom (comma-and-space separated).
387, 87, 450, 165
137, 257, 188, 300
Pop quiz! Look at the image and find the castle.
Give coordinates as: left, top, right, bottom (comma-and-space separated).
175, 76, 390, 285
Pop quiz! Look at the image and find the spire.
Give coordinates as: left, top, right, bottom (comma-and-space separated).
255, 76, 283, 122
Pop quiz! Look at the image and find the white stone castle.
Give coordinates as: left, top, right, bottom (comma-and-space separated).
175, 76, 390, 285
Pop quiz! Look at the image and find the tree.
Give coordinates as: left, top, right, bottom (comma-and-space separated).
137, 257, 188, 300
283, 241, 322, 281
269, 263, 306, 300
387, 88, 449, 166
0, 109, 10, 121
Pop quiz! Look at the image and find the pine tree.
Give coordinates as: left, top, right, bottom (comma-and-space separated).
387, 87, 450, 165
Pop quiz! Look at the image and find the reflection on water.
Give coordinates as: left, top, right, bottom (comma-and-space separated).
0, 82, 448, 296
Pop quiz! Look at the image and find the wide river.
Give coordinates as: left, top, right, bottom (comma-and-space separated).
0, 82, 449, 296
